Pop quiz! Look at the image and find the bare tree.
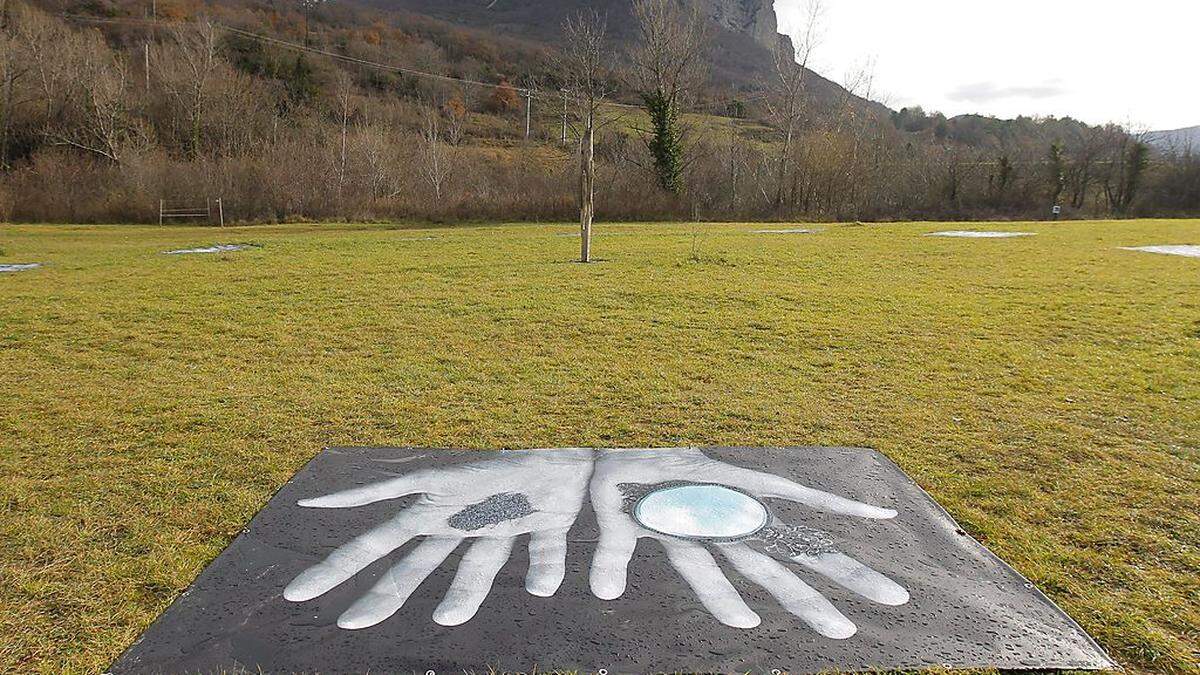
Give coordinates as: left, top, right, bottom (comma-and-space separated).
724, 119, 750, 211
1066, 125, 1108, 209
419, 111, 452, 201
440, 93, 467, 146
629, 0, 706, 195
14, 4, 76, 123
831, 58, 878, 218
0, 31, 28, 168
332, 71, 355, 205
1101, 124, 1150, 214
31, 25, 146, 164
207, 67, 276, 158
160, 20, 219, 158
356, 119, 397, 202
765, 0, 823, 208
1046, 142, 1066, 207
561, 10, 611, 263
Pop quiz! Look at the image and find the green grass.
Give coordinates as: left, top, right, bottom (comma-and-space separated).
1, 220, 1198, 673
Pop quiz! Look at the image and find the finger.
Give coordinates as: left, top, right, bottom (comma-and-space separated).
298, 469, 444, 508
589, 517, 639, 600
337, 536, 461, 630
284, 510, 422, 602
526, 527, 569, 597
718, 543, 856, 639
661, 539, 760, 629
715, 466, 898, 519
792, 552, 910, 606
433, 537, 515, 626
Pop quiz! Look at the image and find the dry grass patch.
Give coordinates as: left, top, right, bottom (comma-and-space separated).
0, 219, 1197, 673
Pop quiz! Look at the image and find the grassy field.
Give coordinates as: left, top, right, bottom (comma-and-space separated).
1, 219, 1198, 673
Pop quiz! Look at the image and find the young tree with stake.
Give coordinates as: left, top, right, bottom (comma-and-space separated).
560, 11, 611, 263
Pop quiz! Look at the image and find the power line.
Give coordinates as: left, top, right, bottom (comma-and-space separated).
72, 8, 1153, 152
61, 13, 530, 94
219, 24, 521, 93
58, 12, 756, 120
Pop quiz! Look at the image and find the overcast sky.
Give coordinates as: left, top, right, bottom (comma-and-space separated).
774, 0, 1199, 131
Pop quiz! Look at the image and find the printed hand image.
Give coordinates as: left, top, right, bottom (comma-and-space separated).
284, 448, 593, 628
287, 447, 908, 638
105, 447, 1122, 673
589, 448, 909, 637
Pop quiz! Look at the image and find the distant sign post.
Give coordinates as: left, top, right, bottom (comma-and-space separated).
1051, 205, 1062, 221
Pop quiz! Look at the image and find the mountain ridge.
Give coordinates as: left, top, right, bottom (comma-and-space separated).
1146, 125, 1200, 154
364, 0, 885, 116
371, 0, 792, 55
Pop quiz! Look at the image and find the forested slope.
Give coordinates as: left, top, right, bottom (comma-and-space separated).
0, 0, 1194, 223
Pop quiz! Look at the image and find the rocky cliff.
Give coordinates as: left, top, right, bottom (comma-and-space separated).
700, 0, 786, 52
376, 0, 792, 56
370, 0, 799, 87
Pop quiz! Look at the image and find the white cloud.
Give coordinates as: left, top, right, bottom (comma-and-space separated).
774, 0, 1200, 130
947, 80, 1068, 104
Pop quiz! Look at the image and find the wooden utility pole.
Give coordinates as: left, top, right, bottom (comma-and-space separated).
561, 89, 568, 144
303, 1, 311, 47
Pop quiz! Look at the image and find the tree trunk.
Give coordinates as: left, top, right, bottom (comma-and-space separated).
191, 92, 202, 158
579, 117, 594, 263
338, 108, 348, 205
0, 67, 14, 169
775, 122, 793, 208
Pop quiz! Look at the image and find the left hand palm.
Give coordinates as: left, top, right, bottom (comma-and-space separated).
284, 448, 593, 628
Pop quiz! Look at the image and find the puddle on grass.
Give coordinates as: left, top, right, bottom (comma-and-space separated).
0, 263, 41, 273
1119, 245, 1200, 258
164, 244, 260, 255
555, 231, 626, 237
754, 228, 822, 234
926, 231, 1035, 238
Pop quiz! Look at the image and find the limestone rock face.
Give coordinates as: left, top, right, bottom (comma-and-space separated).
700, 0, 779, 49
372, 0, 800, 83
696, 0, 795, 61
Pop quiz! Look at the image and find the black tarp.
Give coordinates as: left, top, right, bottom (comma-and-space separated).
112, 446, 1115, 674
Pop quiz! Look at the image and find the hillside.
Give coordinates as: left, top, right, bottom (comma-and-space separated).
363, 0, 873, 116
1147, 125, 1200, 154
369, 0, 790, 79
2, 0, 1196, 223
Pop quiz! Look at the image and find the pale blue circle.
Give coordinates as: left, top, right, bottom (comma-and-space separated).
634, 485, 768, 539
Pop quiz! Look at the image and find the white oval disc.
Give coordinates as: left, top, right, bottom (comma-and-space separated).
634, 484, 768, 539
